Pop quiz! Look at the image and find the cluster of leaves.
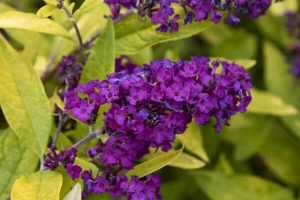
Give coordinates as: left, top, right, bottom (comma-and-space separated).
1, 0, 300, 200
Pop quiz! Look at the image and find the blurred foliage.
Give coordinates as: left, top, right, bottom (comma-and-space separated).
1, 0, 300, 200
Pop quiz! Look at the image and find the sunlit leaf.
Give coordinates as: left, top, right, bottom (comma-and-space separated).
269, 0, 298, 17
258, 123, 300, 185
0, 2, 15, 13
140, 147, 205, 169
20, 34, 44, 64
164, 46, 180, 62
190, 171, 294, 200
168, 152, 206, 169
62, 183, 81, 200
215, 153, 234, 174
11, 171, 63, 200
37, 5, 59, 18
0, 11, 73, 40
177, 120, 209, 162
221, 113, 271, 162
44, 0, 59, 6
0, 127, 39, 199
0, 35, 52, 156
209, 30, 257, 59
126, 144, 184, 178
80, 18, 115, 83
73, 0, 102, 19
263, 40, 300, 139
247, 88, 298, 115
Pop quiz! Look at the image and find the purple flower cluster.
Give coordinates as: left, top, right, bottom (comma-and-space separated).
288, 43, 300, 77
55, 55, 83, 90
44, 147, 82, 180
286, 11, 300, 39
104, 0, 280, 32
58, 56, 251, 199
81, 170, 162, 199
285, 11, 300, 77
63, 56, 251, 172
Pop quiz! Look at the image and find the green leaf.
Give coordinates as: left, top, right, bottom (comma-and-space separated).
0, 11, 73, 40
220, 113, 271, 162
168, 152, 206, 169
80, 18, 115, 83
73, 0, 103, 19
37, 5, 59, 18
215, 153, 234, 174
164, 46, 180, 62
190, 170, 294, 200
0, 3, 15, 13
11, 171, 63, 200
257, 123, 300, 185
57, 157, 99, 198
269, 0, 298, 16
62, 183, 81, 200
0, 127, 39, 199
129, 46, 153, 66
74, 157, 99, 174
126, 144, 184, 178
209, 30, 257, 59
44, 0, 59, 6
247, 88, 298, 115
115, 6, 212, 55
140, 147, 205, 169
0, 35, 52, 156
20, 34, 44, 64
263, 40, 300, 139
177, 120, 209, 162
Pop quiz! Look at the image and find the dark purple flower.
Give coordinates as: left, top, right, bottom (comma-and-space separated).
100, 146, 123, 166
71, 100, 95, 122
92, 176, 110, 194
66, 164, 82, 181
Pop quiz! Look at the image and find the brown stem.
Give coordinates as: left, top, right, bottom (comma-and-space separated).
70, 126, 105, 149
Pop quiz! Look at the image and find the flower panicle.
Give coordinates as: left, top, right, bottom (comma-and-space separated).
104, 0, 281, 33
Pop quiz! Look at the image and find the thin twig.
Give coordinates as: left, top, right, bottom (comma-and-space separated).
71, 126, 105, 149
51, 80, 69, 147
58, 0, 83, 48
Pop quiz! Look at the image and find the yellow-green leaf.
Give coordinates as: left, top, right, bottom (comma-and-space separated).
140, 147, 205, 169
126, 144, 184, 178
190, 171, 294, 200
168, 152, 206, 169
11, 171, 63, 200
20, 34, 44, 64
0, 127, 39, 199
0, 3, 15, 13
62, 183, 81, 200
44, 0, 59, 6
80, 18, 115, 83
0, 35, 52, 156
177, 120, 209, 162
53, 87, 65, 111
0, 11, 73, 40
37, 5, 59, 18
247, 88, 298, 115
73, 0, 102, 19
263, 40, 300, 139
75, 157, 99, 174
